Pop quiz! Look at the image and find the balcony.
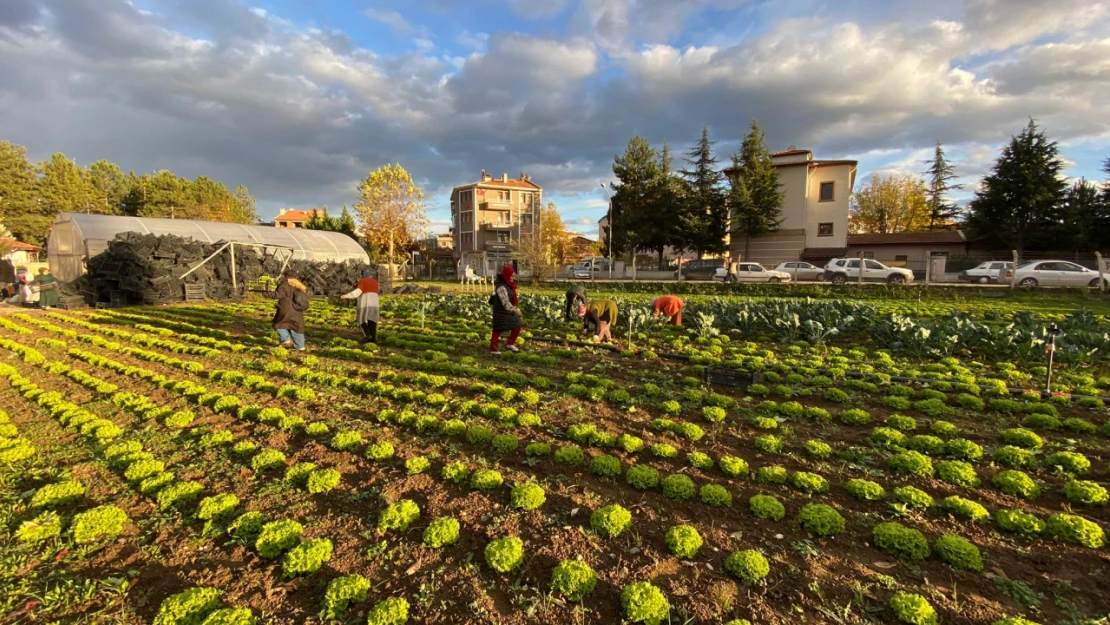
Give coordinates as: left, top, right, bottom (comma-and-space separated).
480, 199, 511, 210
480, 221, 513, 231
485, 240, 513, 252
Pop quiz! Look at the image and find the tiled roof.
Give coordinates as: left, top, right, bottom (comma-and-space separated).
848, 231, 966, 246
0, 238, 42, 252
275, 210, 317, 222
456, 178, 542, 191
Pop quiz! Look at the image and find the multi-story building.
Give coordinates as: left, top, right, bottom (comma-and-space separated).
273, 208, 313, 229
450, 170, 541, 276
725, 148, 858, 267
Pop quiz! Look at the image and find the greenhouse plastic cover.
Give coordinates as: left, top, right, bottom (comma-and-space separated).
47, 212, 369, 282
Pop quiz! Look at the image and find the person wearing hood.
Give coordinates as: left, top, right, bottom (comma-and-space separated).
652, 295, 685, 326
580, 298, 618, 343
31, 268, 58, 309
273, 269, 309, 350
489, 264, 522, 355
564, 284, 588, 322
341, 270, 381, 343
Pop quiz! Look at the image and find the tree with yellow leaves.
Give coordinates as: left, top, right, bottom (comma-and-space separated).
353, 163, 428, 270
515, 201, 571, 282
849, 174, 931, 234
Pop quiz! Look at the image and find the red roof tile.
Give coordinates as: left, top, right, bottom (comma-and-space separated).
275, 209, 318, 222
0, 238, 43, 252
848, 231, 966, 246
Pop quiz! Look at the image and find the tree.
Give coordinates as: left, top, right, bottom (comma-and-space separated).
678, 124, 728, 257
608, 136, 661, 261
337, 205, 358, 238
88, 160, 126, 215
727, 119, 783, 259
1059, 179, 1110, 252
923, 141, 962, 230
232, 184, 258, 224
304, 205, 359, 240
0, 141, 45, 244
354, 163, 428, 269
849, 174, 931, 234
38, 153, 95, 216
966, 119, 1067, 253
515, 201, 571, 282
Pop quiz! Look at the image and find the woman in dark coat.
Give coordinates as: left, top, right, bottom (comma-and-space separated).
272, 270, 308, 350
489, 264, 522, 355
564, 284, 588, 322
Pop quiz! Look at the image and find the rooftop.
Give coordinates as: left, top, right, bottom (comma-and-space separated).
275, 209, 318, 222
0, 238, 43, 252
454, 170, 542, 191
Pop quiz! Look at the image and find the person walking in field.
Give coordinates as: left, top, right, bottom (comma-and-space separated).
580, 298, 618, 343
564, 284, 588, 322
489, 264, 522, 355
31, 268, 58, 309
340, 270, 381, 343
272, 269, 309, 351
652, 295, 685, 326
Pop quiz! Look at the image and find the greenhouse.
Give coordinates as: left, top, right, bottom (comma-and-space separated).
46, 212, 368, 282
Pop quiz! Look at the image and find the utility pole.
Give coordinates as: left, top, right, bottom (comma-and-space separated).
600, 182, 613, 280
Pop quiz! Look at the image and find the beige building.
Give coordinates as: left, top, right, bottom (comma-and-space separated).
274, 209, 313, 229
725, 148, 858, 266
451, 170, 542, 276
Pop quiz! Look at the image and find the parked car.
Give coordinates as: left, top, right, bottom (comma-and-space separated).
729, 262, 792, 283
1001, 260, 1108, 288
675, 259, 729, 281
823, 258, 914, 285
773, 261, 824, 282
959, 261, 1013, 284
572, 258, 612, 279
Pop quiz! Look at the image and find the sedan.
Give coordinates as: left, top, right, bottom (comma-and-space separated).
729, 262, 792, 283
1002, 260, 1108, 288
959, 261, 1013, 284
773, 261, 824, 281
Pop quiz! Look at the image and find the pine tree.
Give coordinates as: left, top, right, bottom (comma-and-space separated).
678, 124, 728, 257
232, 184, 258, 223
0, 141, 46, 244
645, 142, 684, 266
609, 136, 661, 261
88, 160, 125, 215
966, 120, 1067, 253
38, 153, 94, 216
1060, 179, 1110, 252
727, 120, 783, 259
923, 141, 962, 230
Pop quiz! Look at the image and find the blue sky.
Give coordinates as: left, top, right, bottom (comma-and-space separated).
1, 0, 1108, 238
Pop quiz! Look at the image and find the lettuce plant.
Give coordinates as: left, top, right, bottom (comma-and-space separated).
198, 607, 255, 625
943, 496, 989, 522
724, 549, 769, 584
321, 574, 370, 620
256, 519, 304, 558
158, 481, 204, 511
423, 518, 460, 548
551, 559, 597, 601
798, 503, 844, 537
366, 597, 409, 625
152, 587, 221, 625
378, 500, 420, 533
872, 522, 930, 562
889, 592, 936, 625
892, 486, 934, 509
591, 504, 632, 538
30, 481, 86, 509
470, 469, 503, 491
933, 534, 982, 571
282, 538, 333, 578
664, 525, 702, 559
1045, 513, 1105, 549
621, 581, 669, 625
484, 536, 524, 573
700, 484, 732, 507
16, 511, 62, 543
72, 504, 128, 543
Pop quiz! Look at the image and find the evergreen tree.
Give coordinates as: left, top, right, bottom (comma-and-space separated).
1060, 179, 1110, 252
337, 205, 359, 239
88, 160, 125, 215
727, 120, 783, 259
233, 184, 258, 223
923, 141, 962, 230
644, 142, 684, 266
38, 153, 94, 215
609, 136, 661, 261
0, 141, 46, 244
678, 124, 728, 257
966, 120, 1067, 253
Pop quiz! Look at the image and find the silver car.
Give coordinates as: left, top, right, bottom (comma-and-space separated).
1002, 260, 1109, 288
773, 261, 824, 281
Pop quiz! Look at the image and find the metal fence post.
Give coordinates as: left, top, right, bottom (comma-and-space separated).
856, 252, 863, 286
1011, 250, 1018, 291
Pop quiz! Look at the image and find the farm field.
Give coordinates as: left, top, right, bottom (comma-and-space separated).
1, 288, 1109, 625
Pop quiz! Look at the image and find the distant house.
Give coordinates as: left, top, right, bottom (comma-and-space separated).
724, 148, 858, 267
0, 238, 43, 266
274, 209, 315, 229
847, 230, 968, 274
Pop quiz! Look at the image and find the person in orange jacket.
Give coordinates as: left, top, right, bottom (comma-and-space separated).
651, 295, 685, 326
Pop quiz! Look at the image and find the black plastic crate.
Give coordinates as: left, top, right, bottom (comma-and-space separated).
705, 366, 761, 389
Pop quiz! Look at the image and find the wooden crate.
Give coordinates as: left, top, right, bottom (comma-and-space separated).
184, 284, 206, 303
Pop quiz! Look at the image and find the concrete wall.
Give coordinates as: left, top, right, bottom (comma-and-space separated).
846, 243, 967, 268
805, 166, 850, 249
730, 229, 805, 267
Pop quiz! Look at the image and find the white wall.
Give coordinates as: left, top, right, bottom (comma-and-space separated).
804, 166, 850, 249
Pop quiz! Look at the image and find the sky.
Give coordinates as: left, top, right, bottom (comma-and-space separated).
1, 0, 1109, 238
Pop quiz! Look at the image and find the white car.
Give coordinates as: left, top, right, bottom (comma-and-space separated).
773, 261, 824, 282
729, 262, 793, 283
823, 258, 914, 285
1002, 260, 1108, 288
959, 261, 1013, 284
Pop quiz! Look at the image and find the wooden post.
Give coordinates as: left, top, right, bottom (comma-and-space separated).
1011, 249, 1018, 291
924, 249, 931, 290
230, 242, 237, 290
1097, 252, 1105, 293
856, 252, 863, 286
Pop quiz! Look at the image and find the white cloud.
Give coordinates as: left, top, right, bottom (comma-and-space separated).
365, 8, 414, 34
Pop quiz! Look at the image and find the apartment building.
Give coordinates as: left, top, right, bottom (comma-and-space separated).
725, 148, 858, 266
451, 170, 541, 276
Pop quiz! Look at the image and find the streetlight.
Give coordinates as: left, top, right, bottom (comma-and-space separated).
599, 182, 613, 279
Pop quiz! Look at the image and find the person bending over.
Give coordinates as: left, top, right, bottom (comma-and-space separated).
581, 298, 618, 343
652, 295, 685, 326
564, 284, 588, 322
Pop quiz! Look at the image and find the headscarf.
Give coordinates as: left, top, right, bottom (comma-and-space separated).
283, 269, 296, 279
361, 270, 372, 278
38, 268, 48, 275
498, 264, 518, 305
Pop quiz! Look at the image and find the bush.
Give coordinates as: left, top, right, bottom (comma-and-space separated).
282, 538, 333, 578
590, 454, 622, 478
943, 496, 989, 522
378, 500, 420, 533
935, 461, 979, 487
366, 597, 409, 625
757, 465, 788, 484
1044, 451, 1090, 476
1063, 480, 1109, 505
846, 478, 885, 501
890, 592, 937, 625
889, 451, 933, 477
933, 534, 982, 571
994, 509, 1044, 537
718, 456, 749, 477
510, 483, 546, 510
621, 581, 670, 625
591, 504, 632, 538
872, 522, 930, 562
798, 503, 845, 537
1045, 513, 1105, 549
554, 444, 586, 465
665, 525, 703, 559
724, 549, 770, 584
31, 481, 86, 509
700, 484, 732, 507
1001, 428, 1043, 450
470, 469, 503, 491
893, 486, 934, 509
152, 587, 221, 625
485, 536, 524, 572
992, 470, 1039, 499
626, 465, 661, 490
256, 519, 303, 558
551, 560, 597, 601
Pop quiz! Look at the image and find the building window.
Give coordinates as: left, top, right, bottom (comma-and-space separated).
863, 251, 874, 259
461, 233, 473, 245
496, 231, 510, 243
498, 190, 510, 201
817, 222, 834, 237
819, 182, 835, 202
894, 255, 908, 263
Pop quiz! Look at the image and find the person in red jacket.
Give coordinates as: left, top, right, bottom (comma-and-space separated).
651, 295, 685, 326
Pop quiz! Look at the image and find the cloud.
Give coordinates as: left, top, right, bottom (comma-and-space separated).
365, 8, 415, 34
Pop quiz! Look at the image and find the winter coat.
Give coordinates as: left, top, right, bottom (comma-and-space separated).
272, 278, 307, 333
490, 274, 522, 332
343, 277, 380, 324
584, 299, 618, 332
